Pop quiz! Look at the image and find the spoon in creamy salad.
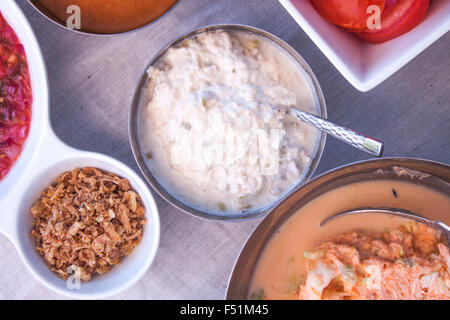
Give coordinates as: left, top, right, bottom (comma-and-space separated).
289, 108, 384, 157
321, 207, 450, 242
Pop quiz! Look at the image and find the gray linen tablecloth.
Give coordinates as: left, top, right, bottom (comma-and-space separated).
0, 0, 449, 299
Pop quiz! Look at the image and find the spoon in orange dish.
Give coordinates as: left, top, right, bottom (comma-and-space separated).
321, 207, 450, 243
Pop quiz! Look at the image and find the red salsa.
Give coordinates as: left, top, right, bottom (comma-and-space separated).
0, 12, 32, 180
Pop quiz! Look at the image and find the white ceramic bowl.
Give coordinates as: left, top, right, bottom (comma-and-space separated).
0, 0, 160, 299
280, 0, 450, 92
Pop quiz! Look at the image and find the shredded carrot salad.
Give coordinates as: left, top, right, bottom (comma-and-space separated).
299, 222, 450, 300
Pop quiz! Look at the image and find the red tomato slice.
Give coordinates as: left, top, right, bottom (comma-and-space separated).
357, 0, 430, 43
310, 0, 386, 30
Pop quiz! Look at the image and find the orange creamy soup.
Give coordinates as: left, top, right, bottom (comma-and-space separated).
35, 0, 178, 33
249, 180, 450, 300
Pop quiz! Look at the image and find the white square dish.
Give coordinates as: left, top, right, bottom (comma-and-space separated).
280, 0, 450, 92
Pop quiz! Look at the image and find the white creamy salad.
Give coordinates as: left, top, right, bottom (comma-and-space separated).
139, 30, 319, 214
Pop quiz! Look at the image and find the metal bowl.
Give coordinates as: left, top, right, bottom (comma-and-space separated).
226, 158, 450, 299
27, 0, 180, 36
128, 24, 327, 221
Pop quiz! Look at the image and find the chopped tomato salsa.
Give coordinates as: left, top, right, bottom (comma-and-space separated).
0, 12, 32, 180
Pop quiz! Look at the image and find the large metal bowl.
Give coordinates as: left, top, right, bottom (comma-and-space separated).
226, 158, 450, 299
128, 24, 327, 221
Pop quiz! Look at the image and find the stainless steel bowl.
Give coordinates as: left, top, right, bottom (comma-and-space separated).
27, 0, 180, 36
226, 158, 450, 299
129, 24, 327, 221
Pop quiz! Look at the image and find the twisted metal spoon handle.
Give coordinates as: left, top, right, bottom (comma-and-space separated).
290, 108, 384, 157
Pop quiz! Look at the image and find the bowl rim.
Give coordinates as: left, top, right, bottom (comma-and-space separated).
225, 157, 450, 299
128, 23, 328, 221
26, 0, 182, 36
